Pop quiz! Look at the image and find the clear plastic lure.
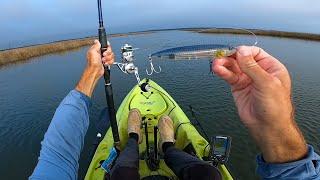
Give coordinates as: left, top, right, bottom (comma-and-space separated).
149, 44, 236, 60
146, 28, 259, 75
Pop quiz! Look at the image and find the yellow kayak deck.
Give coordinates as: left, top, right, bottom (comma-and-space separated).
85, 79, 233, 179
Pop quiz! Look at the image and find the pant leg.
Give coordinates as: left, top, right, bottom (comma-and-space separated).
164, 146, 221, 180
110, 138, 140, 180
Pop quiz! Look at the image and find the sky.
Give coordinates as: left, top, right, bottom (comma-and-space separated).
0, 0, 320, 49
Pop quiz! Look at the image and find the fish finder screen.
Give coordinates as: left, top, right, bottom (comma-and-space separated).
214, 138, 227, 155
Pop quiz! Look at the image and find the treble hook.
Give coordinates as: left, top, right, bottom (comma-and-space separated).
146, 56, 161, 76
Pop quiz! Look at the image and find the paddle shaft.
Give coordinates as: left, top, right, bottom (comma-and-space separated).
97, 0, 120, 148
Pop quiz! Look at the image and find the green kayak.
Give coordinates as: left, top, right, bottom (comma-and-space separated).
85, 79, 233, 179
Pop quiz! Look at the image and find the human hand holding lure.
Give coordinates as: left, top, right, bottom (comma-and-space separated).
213, 46, 307, 163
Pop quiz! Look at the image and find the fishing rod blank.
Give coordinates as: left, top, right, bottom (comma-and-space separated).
98, 0, 107, 49
97, 0, 120, 148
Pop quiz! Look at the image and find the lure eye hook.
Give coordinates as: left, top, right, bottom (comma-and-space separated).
146, 56, 161, 76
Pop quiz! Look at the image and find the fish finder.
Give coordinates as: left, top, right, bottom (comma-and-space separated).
211, 135, 232, 165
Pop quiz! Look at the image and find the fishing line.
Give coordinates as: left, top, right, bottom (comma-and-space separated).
197, 27, 258, 46
240, 28, 259, 46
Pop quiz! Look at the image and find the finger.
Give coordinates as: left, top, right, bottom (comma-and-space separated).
214, 57, 233, 66
103, 46, 113, 57
214, 57, 241, 74
250, 46, 272, 62
239, 46, 290, 82
236, 47, 271, 86
102, 54, 114, 62
213, 64, 239, 85
213, 58, 239, 84
239, 46, 280, 64
91, 40, 101, 53
104, 58, 114, 65
102, 53, 115, 65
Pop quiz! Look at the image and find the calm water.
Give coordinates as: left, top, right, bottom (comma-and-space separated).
1, 31, 320, 180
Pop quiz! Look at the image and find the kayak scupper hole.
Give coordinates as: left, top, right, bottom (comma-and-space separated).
146, 109, 150, 112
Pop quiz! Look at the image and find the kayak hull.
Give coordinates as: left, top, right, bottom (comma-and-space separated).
85, 79, 233, 179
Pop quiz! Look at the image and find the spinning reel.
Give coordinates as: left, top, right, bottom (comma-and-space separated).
113, 44, 141, 84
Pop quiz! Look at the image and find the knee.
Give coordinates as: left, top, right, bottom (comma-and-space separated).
181, 164, 222, 180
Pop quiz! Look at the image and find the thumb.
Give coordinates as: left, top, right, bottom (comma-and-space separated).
236, 47, 270, 86
91, 40, 101, 53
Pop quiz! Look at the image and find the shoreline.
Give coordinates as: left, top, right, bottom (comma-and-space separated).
1, 28, 319, 66
186, 28, 320, 41
0, 31, 152, 66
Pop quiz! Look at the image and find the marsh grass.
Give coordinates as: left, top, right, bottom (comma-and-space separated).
0, 31, 155, 66
189, 28, 320, 41
1, 29, 319, 67
0, 38, 94, 66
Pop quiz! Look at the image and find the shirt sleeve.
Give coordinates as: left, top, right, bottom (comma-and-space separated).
257, 145, 320, 179
29, 90, 92, 180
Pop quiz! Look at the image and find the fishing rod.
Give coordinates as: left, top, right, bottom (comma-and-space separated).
189, 105, 209, 141
97, 0, 120, 149
189, 105, 232, 165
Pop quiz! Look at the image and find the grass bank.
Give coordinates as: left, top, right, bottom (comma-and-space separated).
187, 28, 320, 41
0, 37, 94, 66
0, 31, 152, 66
1, 28, 319, 66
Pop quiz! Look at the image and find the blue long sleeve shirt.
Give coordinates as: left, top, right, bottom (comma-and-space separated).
30, 90, 320, 179
30, 90, 91, 180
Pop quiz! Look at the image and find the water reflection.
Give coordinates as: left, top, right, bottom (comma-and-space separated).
0, 31, 320, 179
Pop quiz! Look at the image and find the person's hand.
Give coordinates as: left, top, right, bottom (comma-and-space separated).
86, 39, 114, 79
76, 40, 115, 97
213, 46, 307, 163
